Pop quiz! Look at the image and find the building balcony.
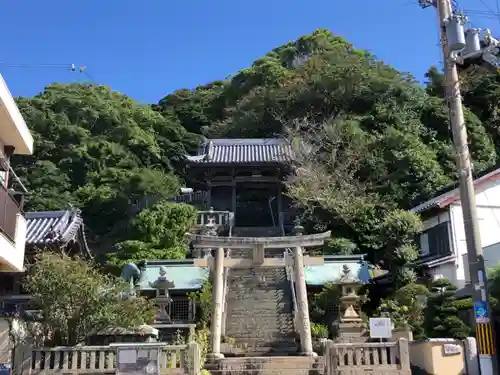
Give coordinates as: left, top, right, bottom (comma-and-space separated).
0, 183, 26, 272
0, 74, 33, 155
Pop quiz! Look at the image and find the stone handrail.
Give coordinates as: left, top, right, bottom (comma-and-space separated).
280, 220, 300, 335
196, 210, 234, 232
25, 343, 201, 375
284, 248, 300, 335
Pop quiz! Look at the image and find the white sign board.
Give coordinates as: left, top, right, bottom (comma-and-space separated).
443, 344, 461, 355
369, 317, 392, 339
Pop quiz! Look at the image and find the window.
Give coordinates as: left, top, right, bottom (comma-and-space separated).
420, 222, 451, 256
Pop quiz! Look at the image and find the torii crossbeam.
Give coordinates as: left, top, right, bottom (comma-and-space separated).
187, 230, 331, 360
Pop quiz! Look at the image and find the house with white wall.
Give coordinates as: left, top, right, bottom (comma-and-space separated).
0, 74, 34, 272
411, 166, 500, 290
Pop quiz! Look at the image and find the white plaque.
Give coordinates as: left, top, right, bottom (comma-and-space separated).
443, 344, 461, 355
119, 349, 137, 364
369, 317, 392, 339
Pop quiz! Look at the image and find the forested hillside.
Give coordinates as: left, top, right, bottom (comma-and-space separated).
12, 29, 500, 274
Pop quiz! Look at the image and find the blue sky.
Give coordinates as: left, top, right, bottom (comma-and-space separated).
1, 0, 499, 104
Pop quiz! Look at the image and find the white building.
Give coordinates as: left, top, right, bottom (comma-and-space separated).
411, 167, 500, 290
0, 74, 34, 272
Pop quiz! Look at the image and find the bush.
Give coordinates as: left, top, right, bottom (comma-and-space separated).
424, 278, 470, 339
311, 322, 329, 339
25, 252, 156, 346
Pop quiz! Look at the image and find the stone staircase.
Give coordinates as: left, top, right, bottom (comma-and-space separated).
215, 356, 325, 375
223, 227, 298, 356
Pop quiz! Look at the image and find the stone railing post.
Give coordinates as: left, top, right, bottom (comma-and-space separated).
324, 340, 337, 375
293, 244, 315, 356
397, 338, 411, 374
187, 342, 201, 375
207, 247, 225, 360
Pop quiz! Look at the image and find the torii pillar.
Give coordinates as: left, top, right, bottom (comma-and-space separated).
190, 230, 331, 359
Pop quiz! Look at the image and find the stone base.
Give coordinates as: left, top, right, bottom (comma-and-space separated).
299, 351, 318, 357
334, 322, 367, 343
206, 352, 225, 362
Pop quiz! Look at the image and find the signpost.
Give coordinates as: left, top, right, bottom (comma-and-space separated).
369, 317, 393, 340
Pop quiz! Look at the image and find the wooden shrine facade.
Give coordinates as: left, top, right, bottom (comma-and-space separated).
185, 138, 296, 231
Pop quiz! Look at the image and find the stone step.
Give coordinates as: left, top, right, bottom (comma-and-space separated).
214, 356, 325, 375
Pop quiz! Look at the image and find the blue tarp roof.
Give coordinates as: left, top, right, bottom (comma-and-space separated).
304, 255, 371, 285
135, 255, 371, 291
137, 260, 209, 291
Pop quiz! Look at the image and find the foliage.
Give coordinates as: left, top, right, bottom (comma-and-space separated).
423, 278, 470, 339
453, 297, 473, 311
14, 29, 500, 284
188, 277, 213, 326
187, 276, 212, 366
323, 237, 358, 255
311, 322, 329, 339
377, 210, 422, 286
309, 283, 341, 326
107, 201, 197, 269
376, 283, 429, 338
152, 29, 498, 284
13, 83, 200, 255
24, 252, 156, 346
488, 264, 500, 313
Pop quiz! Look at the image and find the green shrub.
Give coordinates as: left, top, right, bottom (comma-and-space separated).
311, 322, 329, 339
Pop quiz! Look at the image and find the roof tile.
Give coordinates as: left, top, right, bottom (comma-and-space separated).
187, 138, 293, 164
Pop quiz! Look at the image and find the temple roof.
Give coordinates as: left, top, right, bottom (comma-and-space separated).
25, 209, 93, 259
186, 138, 293, 165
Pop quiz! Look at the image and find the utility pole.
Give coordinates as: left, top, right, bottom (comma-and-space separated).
420, 0, 498, 373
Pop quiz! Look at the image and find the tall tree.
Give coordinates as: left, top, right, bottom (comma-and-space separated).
25, 252, 156, 346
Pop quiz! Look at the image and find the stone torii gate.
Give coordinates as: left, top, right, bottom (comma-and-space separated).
189, 230, 331, 359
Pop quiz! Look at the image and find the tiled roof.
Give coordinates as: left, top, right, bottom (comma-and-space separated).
25, 209, 92, 258
186, 138, 293, 165
411, 165, 500, 214
408, 253, 455, 268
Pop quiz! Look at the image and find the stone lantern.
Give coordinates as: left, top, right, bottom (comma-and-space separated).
149, 266, 175, 323
334, 264, 366, 342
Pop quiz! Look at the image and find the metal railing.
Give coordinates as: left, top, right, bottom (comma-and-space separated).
0, 182, 23, 242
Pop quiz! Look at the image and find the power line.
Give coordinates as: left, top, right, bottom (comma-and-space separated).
0, 62, 97, 83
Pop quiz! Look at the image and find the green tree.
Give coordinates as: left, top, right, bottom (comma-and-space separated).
309, 283, 341, 327
424, 278, 470, 339
13, 83, 196, 253
107, 200, 197, 269
376, 210, 422, 286
376, 283, 429, 338
24, 252, 156, 346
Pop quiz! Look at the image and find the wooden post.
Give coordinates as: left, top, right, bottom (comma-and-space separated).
231, 184, 236, 223
277, 184, 283, 231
